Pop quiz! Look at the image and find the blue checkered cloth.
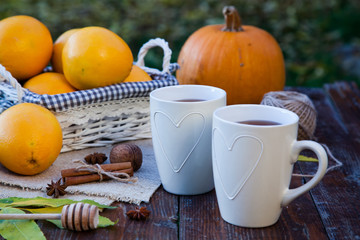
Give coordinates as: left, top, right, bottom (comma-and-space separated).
0, 64, 179, 112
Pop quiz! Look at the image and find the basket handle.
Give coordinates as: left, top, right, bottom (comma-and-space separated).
135, 38, 172, 74
0, 64, 25, 102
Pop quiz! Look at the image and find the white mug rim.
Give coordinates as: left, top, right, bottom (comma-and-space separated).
213, 104, 299, 128
150, 84, 226, 104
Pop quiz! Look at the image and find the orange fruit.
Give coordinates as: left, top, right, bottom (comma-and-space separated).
24, 72, 77, 95
62, 26, 133, 90
123, 65, 152, 82
0, 103, 63, 175
51, 28, 80, 73
0, 15, 53, 81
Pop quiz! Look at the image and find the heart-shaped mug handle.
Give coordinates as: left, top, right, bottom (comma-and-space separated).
281, 140, 328, 207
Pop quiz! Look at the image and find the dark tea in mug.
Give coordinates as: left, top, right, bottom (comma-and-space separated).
237, 120, 281, 126
174, 99, 206, 102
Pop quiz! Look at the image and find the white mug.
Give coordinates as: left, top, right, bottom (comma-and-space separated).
212, 104, 328, 227
150, 85, 226, 195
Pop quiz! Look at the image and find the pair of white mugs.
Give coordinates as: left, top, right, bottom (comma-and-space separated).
150, 85, 328, 228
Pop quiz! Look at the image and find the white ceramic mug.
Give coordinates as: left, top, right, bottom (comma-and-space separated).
150, 85, 226, 195
212, 104, 328, 227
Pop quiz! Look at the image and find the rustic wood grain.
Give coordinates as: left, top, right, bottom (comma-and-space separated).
179, 164, 327, 240
294, 82, 360, 240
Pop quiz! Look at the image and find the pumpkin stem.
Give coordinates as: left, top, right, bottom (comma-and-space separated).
222, 6, 243, 32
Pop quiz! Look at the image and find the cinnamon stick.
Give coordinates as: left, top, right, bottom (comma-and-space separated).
63, 168, 134, 186
61, 162, 132, 177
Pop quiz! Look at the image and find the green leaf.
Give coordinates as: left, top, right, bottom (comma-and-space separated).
298, 155, 319, 162
98, 216, 117, 228
77, 199, 117, 209
19, 206, 63, 214
2, 197, 76, 208
46, 216, 117, 229
0, 198, 14, 210
0, 203, 8, 209
0, 208, 46, 240
0, 198, 14, 204
42, 216, 116, 229
2, 197, 116, 209
46, 219, 63, 229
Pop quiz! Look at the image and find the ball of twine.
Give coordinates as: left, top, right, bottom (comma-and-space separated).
261, 91, 317, 140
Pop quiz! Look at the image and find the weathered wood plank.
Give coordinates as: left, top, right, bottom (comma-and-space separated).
324, 81, 360, 135
179, 164, 327, 239
294, 82, 360, 240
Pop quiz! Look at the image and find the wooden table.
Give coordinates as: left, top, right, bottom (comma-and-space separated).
7, 81, 360, 239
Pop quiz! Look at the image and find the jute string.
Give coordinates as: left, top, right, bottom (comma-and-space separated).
73, 160, 138, 183
261, 91, 317, 140
292, 144, 343, 177
261, 91, 343, 177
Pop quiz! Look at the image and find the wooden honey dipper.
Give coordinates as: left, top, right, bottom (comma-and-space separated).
0, 203, 99, 231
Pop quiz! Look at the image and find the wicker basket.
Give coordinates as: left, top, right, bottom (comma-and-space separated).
0, 38, 178, 152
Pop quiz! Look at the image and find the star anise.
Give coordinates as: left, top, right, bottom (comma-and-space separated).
46, 178, 67, 198
84, 152, 107, 164
126, 206, 151, 221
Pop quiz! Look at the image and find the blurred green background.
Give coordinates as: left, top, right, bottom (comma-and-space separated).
1, 0, 359, 87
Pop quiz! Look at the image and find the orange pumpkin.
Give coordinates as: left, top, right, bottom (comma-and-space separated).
177, 6, 285, 105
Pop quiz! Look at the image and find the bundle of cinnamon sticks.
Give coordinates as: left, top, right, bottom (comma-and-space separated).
61, 162, 134, 186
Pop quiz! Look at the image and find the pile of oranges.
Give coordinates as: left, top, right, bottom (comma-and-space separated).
0, 15, 152, 95
0, 15, 152, 176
